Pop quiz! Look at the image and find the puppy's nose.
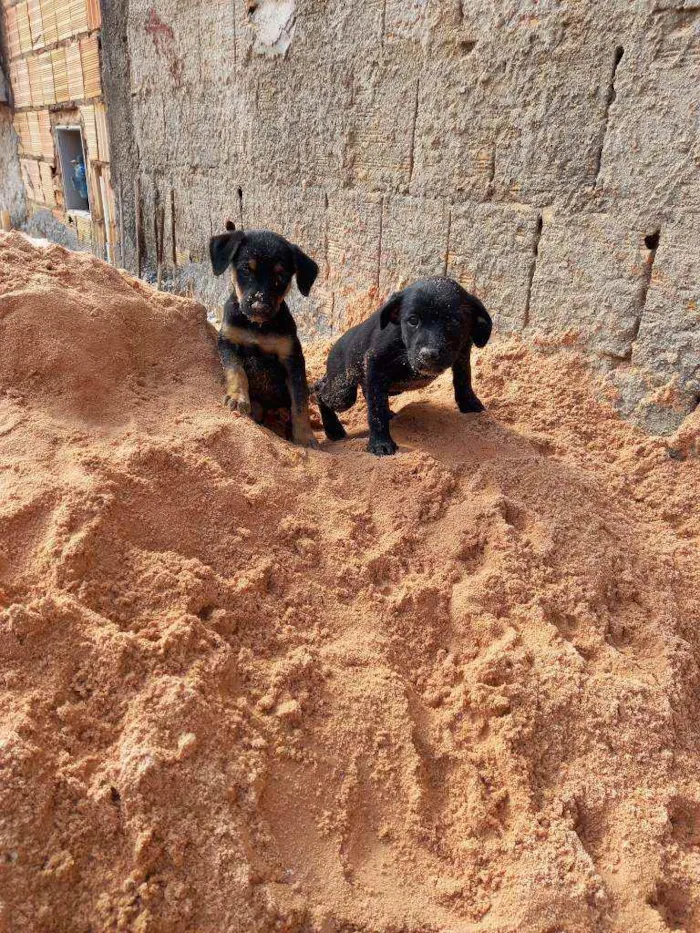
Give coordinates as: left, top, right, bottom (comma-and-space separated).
251, 301, 265, 311
419, 348, 440, 364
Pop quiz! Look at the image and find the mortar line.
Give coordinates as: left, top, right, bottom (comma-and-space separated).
652, 2, 700, 10
232, 0, 237, 68
170, 188, 177, 266
443, 207, 452, 277
523, 213, 543, 329
629, 230, 661, 352
407, 78, 421, 188
376, 195, 385, 290
208, 177, 215, 239
594, 45, 624, 186
486, 146, 496, 200
323, 189, 330, 279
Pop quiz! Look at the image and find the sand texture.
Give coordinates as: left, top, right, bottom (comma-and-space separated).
0, 232, 699, 932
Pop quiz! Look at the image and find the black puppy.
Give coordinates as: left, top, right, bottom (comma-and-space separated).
314, 277, 492, 456
210, 222, 319, 448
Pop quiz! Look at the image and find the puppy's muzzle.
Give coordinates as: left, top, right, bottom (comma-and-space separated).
417, 347, 444, 373
245, 300, 276, 323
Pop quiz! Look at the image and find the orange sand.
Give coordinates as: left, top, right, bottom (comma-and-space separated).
0, 231, 699, 933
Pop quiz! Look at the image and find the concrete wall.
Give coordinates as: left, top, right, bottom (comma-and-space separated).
0, 43, 25, 226
0, 103, 25, 225
107, 2, 698, 431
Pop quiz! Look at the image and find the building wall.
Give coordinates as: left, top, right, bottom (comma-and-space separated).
1, 0, 117, 258
0, 103, 25, 226
32, 3, 700, 431
0, 25, 25, 225
103, 0, 699, 434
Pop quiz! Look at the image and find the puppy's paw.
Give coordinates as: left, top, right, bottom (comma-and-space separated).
325, 422, 347, 442
292, 425, 320, 449
224, 393, 252, 416
294, 431, 320, 450
367, 437, 398, 457
459, 394, 485, 414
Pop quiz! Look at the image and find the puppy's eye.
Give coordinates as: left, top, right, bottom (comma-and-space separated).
275, 276, 286, 288
407, 315, 420, 327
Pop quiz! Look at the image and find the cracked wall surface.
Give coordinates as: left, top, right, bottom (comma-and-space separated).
0, 45, 24, 227
0, 104, 24, 225
103, 0, 700, 433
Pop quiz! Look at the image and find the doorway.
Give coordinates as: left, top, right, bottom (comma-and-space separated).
55, 127, 90, 213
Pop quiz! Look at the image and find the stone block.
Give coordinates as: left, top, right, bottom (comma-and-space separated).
346, 60, 420, 194
379, 195, 449, 293
326, 189, 383, 329
597, 7, 700, 226
527, 212, 651, 359
627, 213, 700, 425
448, 200, 542, 334
409, 55, 494, 202
487, 6, 634, 207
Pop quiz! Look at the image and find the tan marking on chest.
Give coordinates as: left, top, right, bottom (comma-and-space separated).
221, 324, 294, 360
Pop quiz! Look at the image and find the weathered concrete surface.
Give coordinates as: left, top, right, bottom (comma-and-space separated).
448, 201, 541, 335
101, 0, 700, 433
596, 7, 700, 226
0, 105, 25, 227
528, 212, 652, 360
619, 214, 700, 433
24, 209, 85, 251
0, 21, 23, 225
99, 0, 139, 270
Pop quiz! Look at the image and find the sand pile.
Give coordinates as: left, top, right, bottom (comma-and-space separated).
0, 231, 699, 933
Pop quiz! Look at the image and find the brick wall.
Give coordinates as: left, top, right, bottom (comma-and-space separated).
1, 0, 117, 257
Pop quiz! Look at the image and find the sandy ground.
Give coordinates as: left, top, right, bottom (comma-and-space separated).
0, 231, 699, 933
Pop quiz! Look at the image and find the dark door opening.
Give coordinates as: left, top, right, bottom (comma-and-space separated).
56, 127, 90, 213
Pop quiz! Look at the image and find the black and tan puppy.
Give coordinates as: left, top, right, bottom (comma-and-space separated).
314, 277, 492, 456
210, 223, 319, 448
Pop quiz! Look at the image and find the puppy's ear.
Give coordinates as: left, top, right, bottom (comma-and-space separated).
293, 245, 319, 296
209, 230, 245, 276
469, 296, 492, 348
379, 291, 403, 329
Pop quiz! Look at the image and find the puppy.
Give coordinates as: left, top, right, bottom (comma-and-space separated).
314, 277, 492, 456
210, 222, 319, 448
